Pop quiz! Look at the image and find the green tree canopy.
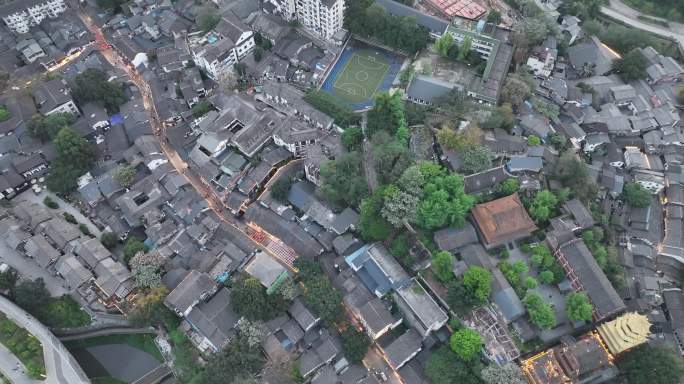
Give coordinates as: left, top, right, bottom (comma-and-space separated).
199, 334, 266, 384
14, 278, 50, 315
127, 285, 179, 330
341, 328, 370, 363
345, 0, 430, 54
449, 328, 483, 360
528, 190, 559, 222
461, 145, 493, 174
613, 49, 648, 81
54, 127, 94, 170
319, 152, 368, 207
565, 291, 593, 322
230, 277, 289, 321
463, 266, 493, 302
424, 345, 484, 384
113, 165, 136, 188
496, 178, 519, 197
293, 259, 343, 326
72, 69, 126, 111
622, 181, 651, 208
432, 251, 455, 283
341, 126, 364, 151
481, 362, 526, 384
100, 232, 118, 250
359, 188, 393, 241
270, 178, 293, 202
27, 113, 75, 141
123, 236, 149, 265
523, 292, 556, 329
617, 345, 684, 384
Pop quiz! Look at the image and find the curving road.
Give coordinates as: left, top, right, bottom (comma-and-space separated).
601, 0, 684, 51
0, 295, 90, 384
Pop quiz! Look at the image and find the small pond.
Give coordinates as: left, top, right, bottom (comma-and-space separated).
70, 344, 161, 383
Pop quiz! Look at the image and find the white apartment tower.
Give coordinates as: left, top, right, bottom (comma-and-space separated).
0, 0, 67, 34
296, 0, 344, 40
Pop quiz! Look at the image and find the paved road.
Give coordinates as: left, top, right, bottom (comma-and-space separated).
0, 295, 90, 384
0, 343, 41, 384
601, 0, 684, 50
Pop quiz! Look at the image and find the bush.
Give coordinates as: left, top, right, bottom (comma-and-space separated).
101, 232, 118, 249
63, 212, 77, 224
78, 224, 92, 237
43, 196, 58, 209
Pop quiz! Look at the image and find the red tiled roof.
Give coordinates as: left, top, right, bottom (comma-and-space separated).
471, 193, 537, 246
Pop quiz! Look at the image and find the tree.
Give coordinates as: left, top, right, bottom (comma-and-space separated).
100, 232, 118, 250
197, 7, 221, 33
54, 127, 94, 171
130, 251, 165, 289
496, 178, 519, 196
127, 285, 179, 329
236, 318, 268, 348
450, 328, 482, 360
617, 345, 684, 384
200, 334, 266, 384
461, 145, 493, 174
482, 103, 515, 131
522, 16, 550, 45
319, 152, 368, 207
463, 266, 492, 302
43, 196, 58, 209
300, 274, 343, 326
432, 251, 455, 283
47, 159, 83, 194
381, 185, 418, 227
425, 345, 484, 384
231, 277, 288, 321
123, 236, 149, 265
270, 178, 292, 202
548, 132, 568, 151
528, 190, 559, 222
458, 36, 473, 62
539, 270, 555, 284
414, 163, 475, 230
341, 126, 364, 151
523, 292, 556, 329
253, 46, 264, 62
481, 363, 526, 384
434, 33, 454, 56
371, 131, 413, 185
359, 189, 393, 241
623, 182, 651, 208
341, 327, 370, 363
191, 101, 212, 117
96, 0, 127, 10
613, 49, 648, 81
399, 63, 414, 87
14, 278, 50, 315
553, 150, 597, 202
565, 291, 592, 322
436, 125, 482, 151
524, 276, 537, 289
0, 269, 18, 292
72, 69, 126, 111
501, 74, 532, 107
27, 113, 75, 141
527, 135, 541, 146
486, 10, 502, 24
533, 98, 560, 119
113, 165, 136, 188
